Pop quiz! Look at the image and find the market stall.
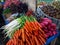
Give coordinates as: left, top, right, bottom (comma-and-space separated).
0, 0, 60, 45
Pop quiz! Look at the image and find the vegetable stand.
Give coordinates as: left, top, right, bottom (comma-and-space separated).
0, 0, 60, 45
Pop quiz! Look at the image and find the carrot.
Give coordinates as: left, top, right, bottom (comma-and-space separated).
13, 30, 19, 38
21, 40, 24, 45
18, 39, 21, 45
35, 22, 45, 35
13, 36, 17, 45
34, 36, 41, 45
34, 22, 39, 30
30, 22, 36, 30
25, 30, 34, 45
24, 22, 29, 30
25, 34, 31, 45
25, 30, 30, 37
21, 29, 25, 42
39, 35, 46, 44
24, 26, 29, 32
39, 30, 46, 38
30, 22, 35, 30
31, 35, 36, 45
38, 36, 44, 45
26, 21, 32, 32
6, 39, 14, 45
40, 33, 46, 39
36, 21, 42, 28
14, 29, 22, 39
38, 26, 45, 35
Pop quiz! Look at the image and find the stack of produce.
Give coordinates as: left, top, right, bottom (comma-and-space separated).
41, 5, 60, 19
40, 18, 57, 39
6, 21, 46, 45
4, 15, 35, 38
3, 15, 46, 45
3, 15, 57, 45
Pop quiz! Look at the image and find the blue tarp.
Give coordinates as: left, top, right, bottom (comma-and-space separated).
0, 2, 5, 5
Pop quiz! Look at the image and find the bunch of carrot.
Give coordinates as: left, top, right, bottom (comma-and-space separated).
4, 15, 36, 38
6, 20, 46, 45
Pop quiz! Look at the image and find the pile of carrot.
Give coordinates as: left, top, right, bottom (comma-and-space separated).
6, 20, 46, 45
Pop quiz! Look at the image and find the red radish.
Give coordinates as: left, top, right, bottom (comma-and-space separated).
42, 18, 49, 21
53, 31, 57, 35
40, 23, 46, 28
44, 30, 48, 33
49, 31, 53, 36
50, 28, 54, 31
51, 23, 56, 29
45, 34, 49, 38
42, 21, 48, 26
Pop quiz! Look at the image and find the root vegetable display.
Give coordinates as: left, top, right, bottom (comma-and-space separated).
6, 21, 46, 45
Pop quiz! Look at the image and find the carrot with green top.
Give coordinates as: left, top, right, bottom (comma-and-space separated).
26, 21, 32, 32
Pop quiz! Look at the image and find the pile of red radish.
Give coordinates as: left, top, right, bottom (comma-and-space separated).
40, 18, 57, 39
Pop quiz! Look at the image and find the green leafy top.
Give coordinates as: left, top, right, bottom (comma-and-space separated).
3, 8, 11, 14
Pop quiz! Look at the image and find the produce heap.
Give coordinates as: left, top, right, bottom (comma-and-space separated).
3, 0, 58, 45
41, 5, 60, 19
40, 18, 57, 39
3, 15, 57, 45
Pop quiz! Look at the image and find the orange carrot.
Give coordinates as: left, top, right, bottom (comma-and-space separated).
39, 35, 46, 44
34, 36, 41, 45
26, 21, 32, 32
21, 29, 25, 42
38, 37, 44, 45
30, 22, 36, 30
25, 34, 31, 45
24, 26, 29, 32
